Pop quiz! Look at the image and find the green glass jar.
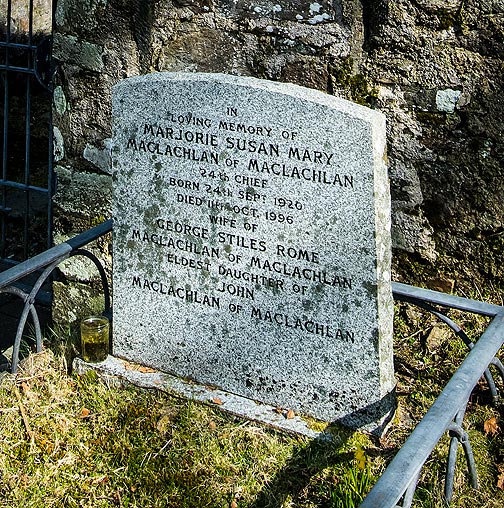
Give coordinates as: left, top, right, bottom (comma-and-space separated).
81, 316, 109, 363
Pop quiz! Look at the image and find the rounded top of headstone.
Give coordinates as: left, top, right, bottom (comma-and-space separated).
113, 72, 385, 128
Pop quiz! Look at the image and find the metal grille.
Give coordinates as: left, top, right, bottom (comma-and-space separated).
0, 0, 54, 267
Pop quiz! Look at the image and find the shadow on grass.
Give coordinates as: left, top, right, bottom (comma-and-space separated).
249, 435, 351, 507
249, 395, 396, 508
249, 427, 388, 508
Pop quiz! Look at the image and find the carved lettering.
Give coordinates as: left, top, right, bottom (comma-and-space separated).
250, 256, 352, 288
247, 159, 353, 188
250, 306, 353, 340
225, 137, 279, 156
131, 276, 220, 308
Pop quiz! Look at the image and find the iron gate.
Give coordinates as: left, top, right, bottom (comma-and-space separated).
0, 0, 54, 268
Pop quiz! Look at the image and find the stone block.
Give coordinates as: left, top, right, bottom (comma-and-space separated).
112, 72, 395, 432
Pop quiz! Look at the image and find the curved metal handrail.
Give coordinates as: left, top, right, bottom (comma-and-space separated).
0, 286, 42, 365
404, 299, 501, 404
361, 284, 504, 507
0, 219, 113, 373
70, 248, 111, 313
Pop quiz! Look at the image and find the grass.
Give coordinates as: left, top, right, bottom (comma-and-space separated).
0, 350, 379, 508
0, 302, 504, 507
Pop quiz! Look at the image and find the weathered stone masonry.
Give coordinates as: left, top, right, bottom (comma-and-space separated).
51, 0, 504, 321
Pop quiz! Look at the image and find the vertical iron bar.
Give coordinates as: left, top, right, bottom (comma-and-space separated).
23, 0, 35, 260
47, 0, 55, 252
400, 470, 421, 508
445, 405, 466, 505
1, 0, 13, 259
47, 102, 53, 251
445, 419, 479, 506
29, 0, 35, 41
445, 436, 458, 506
489, 357, 504, 385
460, 431, 479, 490
24, 77, 32, 260
5, 0, 11, 66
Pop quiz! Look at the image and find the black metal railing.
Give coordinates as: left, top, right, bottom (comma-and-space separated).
0, 0, 54, 267
0, 219, 112, 372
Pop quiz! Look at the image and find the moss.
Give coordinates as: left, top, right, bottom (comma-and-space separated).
437, 9, 458, 30
302, 414, 330, 433
488, 231, 504, 254
329, 58, 379, 107
416, 111, 446, 125
349, 74, 379, 107
392, 250, 436, 285
330, 57, 353, 86
436, 0, 468, 33
89, 215, 106, 227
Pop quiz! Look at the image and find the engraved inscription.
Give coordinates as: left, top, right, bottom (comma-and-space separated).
122, 104, 357, 340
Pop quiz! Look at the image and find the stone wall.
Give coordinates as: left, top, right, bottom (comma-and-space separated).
51, 0, 504, 320
0, 0, 52, 34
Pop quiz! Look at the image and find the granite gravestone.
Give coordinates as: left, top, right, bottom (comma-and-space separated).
112, 73, 395, 431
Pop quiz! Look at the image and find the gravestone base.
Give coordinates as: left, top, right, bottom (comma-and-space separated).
73, 355, 395, 437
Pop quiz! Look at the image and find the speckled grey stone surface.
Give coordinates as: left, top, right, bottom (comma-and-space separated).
112, 73, 394, 432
